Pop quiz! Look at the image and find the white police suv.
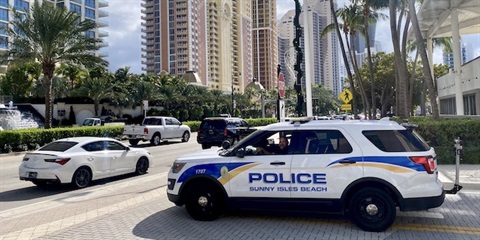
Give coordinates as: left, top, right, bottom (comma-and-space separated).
167, 118, 445, 232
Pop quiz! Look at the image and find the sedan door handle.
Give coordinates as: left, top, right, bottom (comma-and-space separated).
339, 159, 356, 164
270, 161, 286, 166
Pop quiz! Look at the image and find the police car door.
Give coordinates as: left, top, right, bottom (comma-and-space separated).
289, 129, 363, 210
228, 131, 293, 200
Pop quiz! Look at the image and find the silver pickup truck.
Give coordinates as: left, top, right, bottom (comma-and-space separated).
123, 116, 191, 146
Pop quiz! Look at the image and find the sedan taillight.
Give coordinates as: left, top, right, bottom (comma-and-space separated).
224, 128, 228, 137
45, 158, 71, 165
409, 156, 435, 174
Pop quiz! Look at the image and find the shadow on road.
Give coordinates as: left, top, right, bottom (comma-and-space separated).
127, 140, 187, 148
0, 173, 141, 202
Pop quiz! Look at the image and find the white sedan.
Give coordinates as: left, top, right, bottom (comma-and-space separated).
19, 137, 152, 188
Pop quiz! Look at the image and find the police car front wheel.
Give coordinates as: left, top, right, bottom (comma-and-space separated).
185, 183, 224, 221
349, 187, 396, 232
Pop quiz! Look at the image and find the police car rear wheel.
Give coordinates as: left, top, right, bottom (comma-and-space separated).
185, 183, 224, 221
349, 188, 396, 232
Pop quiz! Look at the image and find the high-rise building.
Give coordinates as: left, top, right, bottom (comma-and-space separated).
277, 0, 340, 95
252, 0, 278, 90
141, 0, 252, 92
0, 0, 109, 74
207, 0, 252, 92
141, 0, 208, 85
277, 9, 296, 87
443, 42, 472, 69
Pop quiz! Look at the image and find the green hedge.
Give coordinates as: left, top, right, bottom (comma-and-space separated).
407, 117, 480, 164
1, 117, 478, 164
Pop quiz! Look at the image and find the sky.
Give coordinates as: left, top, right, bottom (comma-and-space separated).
105, 0, 480, 74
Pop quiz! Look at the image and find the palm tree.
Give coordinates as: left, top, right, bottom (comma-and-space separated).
408, 0, 439, 118
354, 0, 388, 119
336, 4, 371, 117
5, 1, 106, 128
74, 76, 114, 116
406, 37, 452, 115
323, 1, 358, 116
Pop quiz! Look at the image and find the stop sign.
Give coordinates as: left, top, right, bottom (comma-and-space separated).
278, 73, 285, 99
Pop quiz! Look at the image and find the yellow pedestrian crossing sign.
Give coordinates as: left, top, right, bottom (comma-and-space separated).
339, 89, 352, 104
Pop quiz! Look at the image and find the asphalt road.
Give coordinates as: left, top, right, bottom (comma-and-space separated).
0, 133, 203, 211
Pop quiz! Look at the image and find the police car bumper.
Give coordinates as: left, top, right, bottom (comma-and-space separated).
167, 193, 182, 206
400, 190, 445, 211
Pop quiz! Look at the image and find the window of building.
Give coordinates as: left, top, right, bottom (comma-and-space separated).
70, 3, 81, 15
0, 22, 6, 35
85, 0, 95, 8
14, 0, 29, 12
85, 30, 95, 38
0, 9, 8, 21
0, 36, 7, 49
0, 0, 8, 7
85, 8, 95, 19
463, 94, 477, 115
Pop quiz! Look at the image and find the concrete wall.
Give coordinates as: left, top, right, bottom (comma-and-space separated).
31, 103, 143, 125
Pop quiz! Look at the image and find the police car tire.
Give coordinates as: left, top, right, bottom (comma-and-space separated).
349, 187, 396, 232
185, 183, 224, 221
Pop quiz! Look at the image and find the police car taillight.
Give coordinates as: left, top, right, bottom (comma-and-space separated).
144, 127, 148, 134
224, 128, 228, 137
409, 156, 435, 174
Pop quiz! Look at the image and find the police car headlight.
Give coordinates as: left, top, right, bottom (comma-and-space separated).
171, 162, 186, 173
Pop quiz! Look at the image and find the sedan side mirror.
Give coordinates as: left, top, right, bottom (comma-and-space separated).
236, 148, 245, 158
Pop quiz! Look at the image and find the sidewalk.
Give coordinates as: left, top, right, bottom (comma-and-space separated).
437, 164, 480, 191
0, 165, 478, 240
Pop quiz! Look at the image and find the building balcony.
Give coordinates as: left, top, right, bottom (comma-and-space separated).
97, 20, 108, 28
98, 10, 108, 18
98, 0, 108, 8
97, 41, 109, 48
141, 1, 154, 8
98, 30, 109, 37
98, 51, 108, 57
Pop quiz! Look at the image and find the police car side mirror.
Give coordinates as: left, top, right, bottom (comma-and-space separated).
221, 140, 231, 149
236, 148, 245, 158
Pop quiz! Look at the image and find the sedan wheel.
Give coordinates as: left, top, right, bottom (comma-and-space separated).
182, 131, 190, 142
135, 158, 149, 175
71, 168, 92, 189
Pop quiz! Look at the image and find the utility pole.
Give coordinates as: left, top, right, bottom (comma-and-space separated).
293, 0, 304, 116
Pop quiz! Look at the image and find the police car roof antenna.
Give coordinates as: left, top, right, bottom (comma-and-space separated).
445, 137, 463, 194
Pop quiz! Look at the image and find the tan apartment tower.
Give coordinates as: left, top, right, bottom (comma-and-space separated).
141, 0, 208, 85
252, 0, 278, 90
207, 0, 252, 93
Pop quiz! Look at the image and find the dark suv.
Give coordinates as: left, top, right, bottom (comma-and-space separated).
197, 117, 257, 149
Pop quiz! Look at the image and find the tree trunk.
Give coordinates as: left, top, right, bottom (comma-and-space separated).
408, 0, 439, 118
43, 63, 55, 129
363, 7, 376, 119
329, 0, 357, 116
390, 0, 409, 118
347, 32, 370, 118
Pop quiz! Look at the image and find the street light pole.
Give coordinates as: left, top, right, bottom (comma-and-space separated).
231, 85, 234, 117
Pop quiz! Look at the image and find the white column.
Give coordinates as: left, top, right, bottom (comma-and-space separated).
303, 9, 313, 117
451, 8, 464, 115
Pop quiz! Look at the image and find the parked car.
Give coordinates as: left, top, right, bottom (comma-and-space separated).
123, 116, 191, 146
197, 117, 257, 149
19, 137, 152, 188
82, 117, 125, 126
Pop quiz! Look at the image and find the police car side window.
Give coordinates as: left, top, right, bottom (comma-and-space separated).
295, 130, 353, 154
